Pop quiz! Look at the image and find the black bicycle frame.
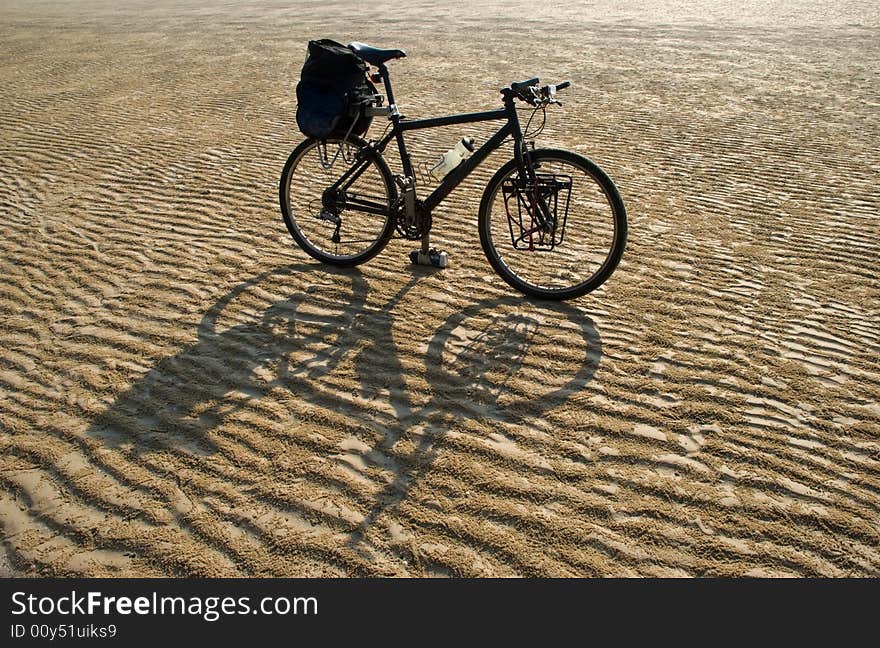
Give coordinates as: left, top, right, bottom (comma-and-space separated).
324, 63, 556, 231
336, 64, 533, 211
383, 110, 514, 212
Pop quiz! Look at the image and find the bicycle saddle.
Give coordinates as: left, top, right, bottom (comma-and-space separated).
347, 41, 406, 66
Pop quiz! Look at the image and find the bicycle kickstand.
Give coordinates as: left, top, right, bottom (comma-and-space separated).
409, 232, 449, 268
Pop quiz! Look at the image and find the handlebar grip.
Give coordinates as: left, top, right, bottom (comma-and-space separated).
555, 81, 571, 91
510, 77, 539, 92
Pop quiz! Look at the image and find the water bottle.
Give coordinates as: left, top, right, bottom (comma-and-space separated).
429, 137, 475, 181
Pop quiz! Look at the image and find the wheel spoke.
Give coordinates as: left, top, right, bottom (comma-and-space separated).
279, 138, 395, 265
480, 150, 626, 299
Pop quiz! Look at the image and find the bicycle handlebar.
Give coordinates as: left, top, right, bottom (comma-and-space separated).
506, 78, 571, 106
510, 78, 540, 93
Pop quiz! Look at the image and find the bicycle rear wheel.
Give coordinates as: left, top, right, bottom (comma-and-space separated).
279, 136, 397, 266
478, 148, 627, 300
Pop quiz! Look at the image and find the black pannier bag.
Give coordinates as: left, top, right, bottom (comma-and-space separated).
296, 39, 375, 140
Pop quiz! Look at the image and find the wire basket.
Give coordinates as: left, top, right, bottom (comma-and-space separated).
501, 173, 572, 251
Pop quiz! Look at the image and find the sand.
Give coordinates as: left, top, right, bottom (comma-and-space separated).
0, 0, 878, 577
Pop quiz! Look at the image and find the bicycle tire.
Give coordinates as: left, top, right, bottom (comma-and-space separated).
279, 135, 397, 267
478, 148, 627, 300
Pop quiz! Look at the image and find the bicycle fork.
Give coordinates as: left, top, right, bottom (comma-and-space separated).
517, 141, 555, 233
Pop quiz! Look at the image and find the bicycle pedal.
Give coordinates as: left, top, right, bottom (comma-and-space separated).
409, 249, 448, 268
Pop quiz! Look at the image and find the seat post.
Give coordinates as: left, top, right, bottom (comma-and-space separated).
378, 63, 415, 179
378, 64, 396, 108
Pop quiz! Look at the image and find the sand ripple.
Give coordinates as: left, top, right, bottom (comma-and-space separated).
1, 0, 878, 576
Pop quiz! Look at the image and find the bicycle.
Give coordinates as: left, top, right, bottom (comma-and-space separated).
279, 41, 627, 300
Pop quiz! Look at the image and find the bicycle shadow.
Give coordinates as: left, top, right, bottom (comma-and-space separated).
82, 264, 602, 573
344, 294, 602, 559
85, 264, 369, 457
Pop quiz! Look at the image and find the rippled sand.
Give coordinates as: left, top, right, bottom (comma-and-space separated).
1, 0, 878, 576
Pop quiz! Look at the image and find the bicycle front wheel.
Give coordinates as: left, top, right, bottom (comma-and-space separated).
478, 148, 627, 300
279, 136, 397, 266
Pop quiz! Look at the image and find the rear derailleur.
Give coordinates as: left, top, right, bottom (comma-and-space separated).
319, 188, 345, 243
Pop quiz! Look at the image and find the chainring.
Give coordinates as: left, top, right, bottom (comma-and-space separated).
395, 199, 432, 240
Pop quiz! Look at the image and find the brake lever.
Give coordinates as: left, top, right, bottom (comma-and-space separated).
528, 87, 541, 106
535, 85, 563, 107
